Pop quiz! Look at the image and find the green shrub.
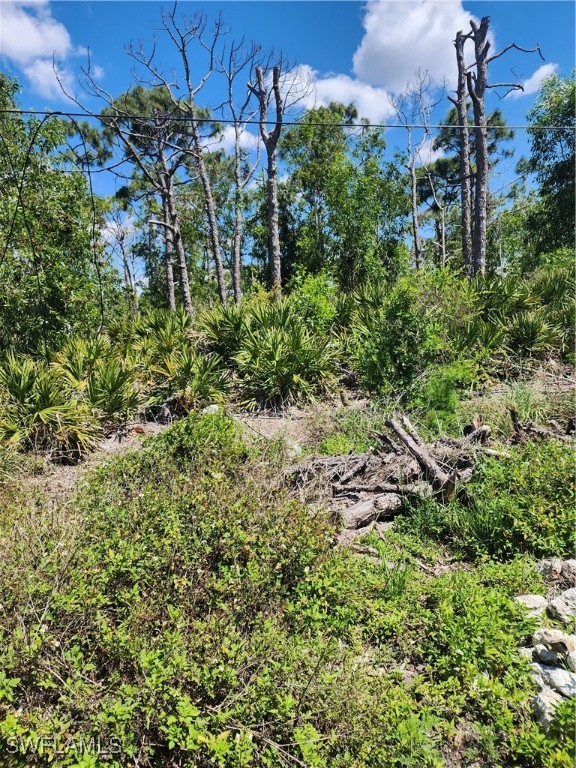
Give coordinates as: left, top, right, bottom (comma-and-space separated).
151, 347, 230, 410
350, 270, 485, 398
0, 353, 100, 461
351, 278, 428, 395
235, 318, 335, 410
400, 440, 574, 561
288, 269, 338, 335
198, 303, 249, 363
462, 440, 574, 559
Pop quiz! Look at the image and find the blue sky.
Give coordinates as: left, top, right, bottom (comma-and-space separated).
1, 0, 574, 194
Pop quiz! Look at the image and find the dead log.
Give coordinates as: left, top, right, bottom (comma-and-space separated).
523, 422, 572, 443
372, 430, 403, 454
385, 418, 451, 492
336, 450, 373, 484
341, 493, 403, 529
509, 407, 572, 443
463, 425, 491, 444
332, 481, 433, 498
400, 415, 425, 446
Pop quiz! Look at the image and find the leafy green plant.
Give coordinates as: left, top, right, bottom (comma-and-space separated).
152, 347, 230, 410
0, 353, 100, 461
198, 303, 249, 363
85, 356, 144, 425
235, 322, 335, 410
288, 269, 338, 335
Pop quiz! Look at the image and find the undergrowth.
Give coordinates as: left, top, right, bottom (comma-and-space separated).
0, 414, 573, 767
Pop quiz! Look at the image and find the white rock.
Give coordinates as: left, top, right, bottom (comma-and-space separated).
531, 662, 546, 689
202, 404, 220, 415
533, 644, 562, 666
519, 647, 535, 661
532, 628, 576, 652
567, 650, 576, 673
561, 560, 576, 587
537, 557, 564, 581
547, 587, 576, 625
533, 686, 565, 731
286, 442, 302, 460
538, 558, 576, 587
514, 594, 547, 617
532, 662, 576, 698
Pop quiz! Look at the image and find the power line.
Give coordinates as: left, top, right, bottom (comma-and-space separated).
0, 108, 573, 131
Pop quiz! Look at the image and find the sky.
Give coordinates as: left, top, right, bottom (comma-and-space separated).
0, 0, 574, 195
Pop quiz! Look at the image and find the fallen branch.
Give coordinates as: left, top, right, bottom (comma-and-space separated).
336, 450, 373, 484
385, 417, 451, 492
341, 493, 403, 529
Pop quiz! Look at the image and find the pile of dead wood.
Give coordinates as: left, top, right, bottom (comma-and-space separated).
286, 411, 573, 534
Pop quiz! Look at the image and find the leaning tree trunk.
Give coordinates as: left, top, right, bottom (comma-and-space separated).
190, 116, 228, 306
450, 30, 473, 275
467, 18, 490, 278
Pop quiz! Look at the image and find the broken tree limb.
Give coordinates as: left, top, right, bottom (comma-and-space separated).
385, 418, 451, 491
509, 407, 572, 443
340, 493, 403, 529
336, 450, 373, 484
481, 447, 512, 459
523, 422, 572, 443
332, 481, 432, 497
400, 415, 425, 446
464, 425, 492, 444
371, 430, 403, 454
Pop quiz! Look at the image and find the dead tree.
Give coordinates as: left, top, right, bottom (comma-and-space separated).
463, 17, 544, 276
218, 39, 262, 304
104, 203, 140, 316
250, 61, 310, 293
127, 7, 230, 306
252, 65, 283, 292
54, 66, 196, 314
449, 30, 474, 275
389, 71, 445, 269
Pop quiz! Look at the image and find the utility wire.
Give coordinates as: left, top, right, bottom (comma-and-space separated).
0, 108, 573, 130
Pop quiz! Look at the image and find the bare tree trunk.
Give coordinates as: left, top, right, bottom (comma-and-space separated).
163, 170, 193, 315
254, 66, 284, 294
409, 156, 422, 268
219, 40, 262, 305
189, 117, 227, 306
450, 30, 473, 275
232, 188, 243, 305
161, 197, 177, 311
266, 146, 282, 290
467, 17, 490, 278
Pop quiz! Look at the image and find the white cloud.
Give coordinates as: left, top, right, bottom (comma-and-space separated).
291, 64, 393, 123
217, 125, 259, 154
311, 71, 395, 123
353, 0, 480, 93
0, 1, 89, 99
415, 134, 445, 166
0, 0, 72, 65
22, 57, 72, 99
507, 63, 558, 99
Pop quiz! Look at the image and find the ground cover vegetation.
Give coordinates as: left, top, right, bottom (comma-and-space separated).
0, 8, 574, 767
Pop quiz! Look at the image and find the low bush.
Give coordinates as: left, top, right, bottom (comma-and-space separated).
0, 414, 572, 767
0, 353, 100, 461
398, 439, 574, 561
